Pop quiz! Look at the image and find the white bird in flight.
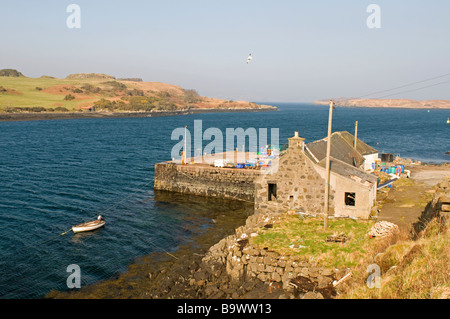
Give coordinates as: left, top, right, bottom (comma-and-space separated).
246, 53, 253, 64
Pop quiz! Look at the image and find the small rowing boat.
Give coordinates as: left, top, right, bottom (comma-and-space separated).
72, 215, 105, 233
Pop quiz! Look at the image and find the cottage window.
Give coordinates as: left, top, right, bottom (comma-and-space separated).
268, 183, 277, 201
345, 192, 356, 206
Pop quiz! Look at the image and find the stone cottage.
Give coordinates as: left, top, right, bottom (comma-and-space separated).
254, 132, 377, 219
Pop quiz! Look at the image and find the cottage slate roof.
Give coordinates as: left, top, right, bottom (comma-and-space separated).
305, 131, 378, 168
306, 132, 362, 167
317, 157, 377, 186
336, 131, 378, 156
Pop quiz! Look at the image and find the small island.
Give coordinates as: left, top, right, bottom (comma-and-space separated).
0, 69, 277, 121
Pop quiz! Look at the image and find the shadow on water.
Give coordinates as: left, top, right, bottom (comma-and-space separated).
46, 191, 253, 299
71, 228, 106, 244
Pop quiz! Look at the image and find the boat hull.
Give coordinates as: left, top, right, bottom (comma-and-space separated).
72, 220, 105, 233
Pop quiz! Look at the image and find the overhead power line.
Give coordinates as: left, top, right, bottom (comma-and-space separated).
374, 79, 450, 99
356, 72, 450, 99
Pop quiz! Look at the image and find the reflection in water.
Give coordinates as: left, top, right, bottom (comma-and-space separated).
71, 228, 106, 244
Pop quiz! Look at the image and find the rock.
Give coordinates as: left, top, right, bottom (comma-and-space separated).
302, 292, 318, 299
299, 261, 310, 267
204, 284, 220, 296
193, 270, 208, 282
242, 280, 257, 292
248, 262, 258, 272
317, 275, 333, 289
257, 272, 268, 282
257, 263, 265, 272
265, 265, 274, 272
439, 180, 449, 188
300, 268, 309, 277
264, 256, 274, 265
208, 290, 225, 299
230, 268, 243, 284
272, 272, 282, 282
321, 268, 334, 276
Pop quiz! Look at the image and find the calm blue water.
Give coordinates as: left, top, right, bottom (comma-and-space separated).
0, 103, 449, 298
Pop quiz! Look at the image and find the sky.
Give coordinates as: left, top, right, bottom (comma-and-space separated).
1, 0, 449, 102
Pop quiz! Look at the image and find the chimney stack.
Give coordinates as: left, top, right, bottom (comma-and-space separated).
289, 131, 305, 150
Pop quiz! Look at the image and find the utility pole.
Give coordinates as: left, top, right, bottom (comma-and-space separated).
354, 121, 358, 149
324, 99, 335, 230
184, 125, 187, 164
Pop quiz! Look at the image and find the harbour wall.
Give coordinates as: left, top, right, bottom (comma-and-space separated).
154, 162, 261, 202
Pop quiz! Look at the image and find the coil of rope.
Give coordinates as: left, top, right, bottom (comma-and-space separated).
368, 221, 399, 238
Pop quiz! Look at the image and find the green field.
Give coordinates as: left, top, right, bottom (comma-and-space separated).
0, 76, 103, 111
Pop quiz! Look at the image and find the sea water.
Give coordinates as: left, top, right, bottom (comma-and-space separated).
0, 103, 448, 298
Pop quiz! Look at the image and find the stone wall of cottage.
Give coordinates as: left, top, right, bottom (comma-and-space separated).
254, 138, 334, 216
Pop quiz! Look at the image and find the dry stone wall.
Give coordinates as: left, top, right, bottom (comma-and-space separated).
199, 213, 349, 299
414, 178, 450, 234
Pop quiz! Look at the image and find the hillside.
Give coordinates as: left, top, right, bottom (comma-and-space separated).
0, 70, 276, 114
0, 69, 24, 77
314, 98, 450, 109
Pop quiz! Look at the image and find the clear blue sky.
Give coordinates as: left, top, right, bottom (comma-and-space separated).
1, 0, 449, 102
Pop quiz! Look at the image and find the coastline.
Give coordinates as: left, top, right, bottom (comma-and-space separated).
0, 107, 278, 122
46, 162, 450, 300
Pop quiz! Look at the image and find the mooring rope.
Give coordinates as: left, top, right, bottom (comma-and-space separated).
95, 179, 154, 217
136, 235, 178, 260
37, 228, 74, 246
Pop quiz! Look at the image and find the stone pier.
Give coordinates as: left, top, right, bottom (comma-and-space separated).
154, 161, 261, 202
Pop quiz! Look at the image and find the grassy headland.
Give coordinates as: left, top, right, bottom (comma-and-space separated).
0, 69, 276, 117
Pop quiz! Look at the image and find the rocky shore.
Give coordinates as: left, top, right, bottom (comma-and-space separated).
48, 210, 349, 299
191, 212, 348, 299
0, 107, 277, 122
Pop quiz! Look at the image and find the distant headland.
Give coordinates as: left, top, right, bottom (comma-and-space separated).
0, 69, 277, 121
314, 98, 450, 109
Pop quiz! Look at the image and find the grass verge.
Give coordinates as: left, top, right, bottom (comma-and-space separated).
338, 217, 449, 299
